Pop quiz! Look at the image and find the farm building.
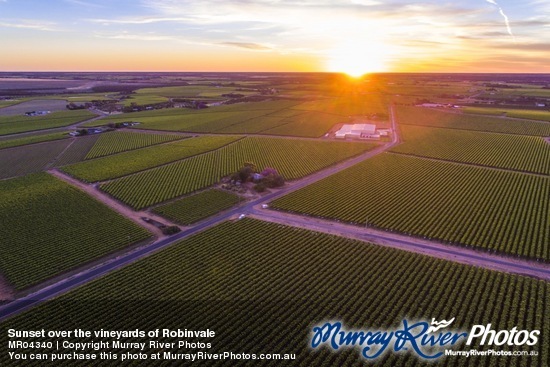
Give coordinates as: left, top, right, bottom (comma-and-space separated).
335, 123, 379, 139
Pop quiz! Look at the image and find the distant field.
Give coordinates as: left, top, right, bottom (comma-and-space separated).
122, 94, 169, 107
152, 189, 243, 225
132, 85, 258, 99
293, 95, 388, 116
262, 111, 344, 137
272, 153, 549, 261
391, 125, 550, 175
62, 135, 241, 182
0, 78, 85, 90
0, 173, 151, 290
85, 131, 186, 159
462, 106, 550, 122
0, 100, 22, 108
396, 106, 550, 136
83, 99, 361, 137
102, 137, 376, 209
479, 88, 550, 99
0, 99, 68, 116
0, 139, 71, 179
1, 218, 547, 366
0, 109, 96, 135
0, 131, 68, 150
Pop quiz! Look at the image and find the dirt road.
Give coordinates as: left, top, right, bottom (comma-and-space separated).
48, 169, 181, 237
247, 209, 550, 281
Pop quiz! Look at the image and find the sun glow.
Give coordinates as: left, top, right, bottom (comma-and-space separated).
326, 40, 392, 77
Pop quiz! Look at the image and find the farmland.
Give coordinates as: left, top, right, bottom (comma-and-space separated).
82, 98, 383, 137
51, 135, 100, 167
0, 139, 72, 179
396, 106, 550, 136
101, 137, 377, 209
152, 189, 243, 225
84, 131, 185, 159
391, 125, 550, 175
0, 173, 151, 290
0, 219, 547, 366
0, 132, 67, 150
0, 110, 95, 136
62, 135, 241, 182
0, 99, 68, 116
1, 73, 548, 367
462, 106, 550, 122
271, 153, 549, 261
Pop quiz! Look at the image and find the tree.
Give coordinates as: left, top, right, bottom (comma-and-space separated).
238, 162, 257, 182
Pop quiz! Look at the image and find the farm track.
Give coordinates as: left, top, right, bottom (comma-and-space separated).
247, 209, 550, 281
1, 104, 549, 322
47, 169, 180, 237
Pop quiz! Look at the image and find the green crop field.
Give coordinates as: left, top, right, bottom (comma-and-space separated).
1, 219, 547, 366
293, 95, 389, 116
396, 106, 550, 136
0, 110, 96, 136
272, 153, 549, 261
62, 135, 241, 182
262, 111, 345, 137
82, 100, 319, 136
0, 132, 68, 150
0, 173, 151, 289
101, 137, 377, 209
51, 135, 100, 167
463, 106, 550, 122
391, 125, 550, 175
85, 131, 185, 159
152, 189, 243, 225
122, 94, 169, 107
0, 139, 72, 179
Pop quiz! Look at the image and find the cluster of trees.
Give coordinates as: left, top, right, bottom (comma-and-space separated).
231, 162, 285, 193
66, 102, 90, 110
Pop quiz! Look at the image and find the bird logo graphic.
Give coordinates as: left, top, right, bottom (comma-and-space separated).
427, 317, 456, 333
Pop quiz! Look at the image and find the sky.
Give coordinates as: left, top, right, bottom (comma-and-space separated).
0, 0, 549, 73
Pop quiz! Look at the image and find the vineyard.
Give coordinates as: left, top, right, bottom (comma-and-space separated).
0, 173, 151, 290
0, 219, 547, 366
0, 132, 68, 150
463, 106, 550, 122
85, 99, 358, 137
51, 135, 100, 167
61, 135, 241, 182
391, 125, 550, 175
292, 95, 389, 116
101, 137, 376, 209
261, 111, 345, 137
84, 131, 185, 159
0, 110, 95, 136
396, 106, 550, 136
152, 189, 243, 225
0, 139, 72, 179
271, 153, 549, 261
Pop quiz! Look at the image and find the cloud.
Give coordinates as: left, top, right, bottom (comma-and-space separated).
219, 42, 272, 50
63, 0, 103, 7
87, 17, 194, 25
0, 20, 59, 31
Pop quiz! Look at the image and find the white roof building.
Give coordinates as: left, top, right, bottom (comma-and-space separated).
335, 123, 377, 139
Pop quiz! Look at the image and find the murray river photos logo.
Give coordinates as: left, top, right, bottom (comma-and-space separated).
310, 318, 540, 360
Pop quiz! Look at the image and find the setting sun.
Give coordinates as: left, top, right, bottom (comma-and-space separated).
326, 41, 392, 77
